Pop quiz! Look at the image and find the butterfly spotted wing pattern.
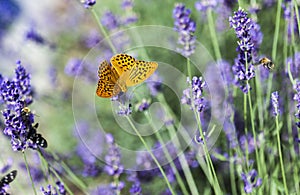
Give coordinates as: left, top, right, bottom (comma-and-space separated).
110, 54, 136, 76
0, 170, 17, 189
126, 60, 158, 87
96, 54, 158, 98
96, 60, 123, 98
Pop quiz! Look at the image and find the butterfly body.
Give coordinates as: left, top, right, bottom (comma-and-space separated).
0, 170, 17, 189
96, 54, 158, 98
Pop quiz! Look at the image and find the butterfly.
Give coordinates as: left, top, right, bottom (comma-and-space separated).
0, 170, 17, 193
96, 54, 158, 98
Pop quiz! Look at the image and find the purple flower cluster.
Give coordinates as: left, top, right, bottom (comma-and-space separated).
136, 99, 150, 112
64, 58, 98, 83
127, 172, 142, 195
173, 3, 196, 57
104, 134, 125, 193
0, 61, 47, 151
101, 0, 137, 30
81, 0, 96, 9
25, 27, 46, 45
286, 52, 300, 78
229, 8, 256, 93
241, 169, 262, 193
117, 103, 132, 116
195, 0, 217, 12
0, 0, 20, 41
74, 122, 102, 177
293, 80, 300, 128
146, 72, 163, 96
271, 91, 280, 116
181, 76, 206, 113
41, 181, 66, 195
282, 1, 300, 40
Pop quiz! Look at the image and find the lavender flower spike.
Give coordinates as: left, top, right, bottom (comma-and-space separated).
173, 3, 196, 57
229, 8, 256, 93
271, 91, 280, 116
293, 80, 300, 128
241, 169, 262, 193
81, 0, 96, 9
181, 76, 206, 113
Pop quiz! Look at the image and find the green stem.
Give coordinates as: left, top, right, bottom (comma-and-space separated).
60, 161, 88, 192
243, 92, 249, 165
144, 112, 191, 195
293, 0, 300, 37
90, 9, 117, 54
187, 58, 222, 193
207, 8, 222, 60
229, 150, 238, 195
247, 92, 261, 175
125, 116, 176, 195
275, 116, 288, 195
272, 0, 282, 59
23, 152, 37, 195
194, 111, 222, 194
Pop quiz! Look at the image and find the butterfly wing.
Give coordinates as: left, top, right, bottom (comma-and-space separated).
110, 54, 136, 76
0, 170, 17, 188
96, 60, 122, 98
125, 60, 158, 87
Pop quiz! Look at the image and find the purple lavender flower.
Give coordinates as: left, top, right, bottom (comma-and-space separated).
0, 0, 20, 40
286, 52, 300, 78
74, 122, 102, 177
241, 169, 262, 193
146, 72, 163, 96
101, 11, 120, 31
48, 66, 57, 87
81, 0, 96, 9
215, 3, 232, 32
129, 183, 142, 195
229, 8, 256, 93
240, 134, 260, 154
127, 171, 142, 195
282, 1, 300, 40
264, 0, 275, 7
293, 80, 300, 128
40, 181, 66, 195
19, 163, 44, 182
64, 58, 97, 83
195, 0, 217, 12
120, 0, 138, 26
117, 103, 132, 116
181, 76, 206, 113
173, 3, 196, 57
104, 134, 125, 193
271, 91, 280, 116
184, 149, 199, 168
90, 185, 115, 195
25, 28, 46, 45
136, 99, 150, 112
0, 61, 47, 151
121, 0, 134, 9
250, 21, 263, 60
0, 159, 13, 174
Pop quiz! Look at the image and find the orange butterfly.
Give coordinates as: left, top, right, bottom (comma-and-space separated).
96, 54, 158, 98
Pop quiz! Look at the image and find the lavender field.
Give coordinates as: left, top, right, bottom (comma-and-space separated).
0, 0, 299, 194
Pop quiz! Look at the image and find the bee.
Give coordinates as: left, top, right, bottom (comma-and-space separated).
254, 57, 274, 70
